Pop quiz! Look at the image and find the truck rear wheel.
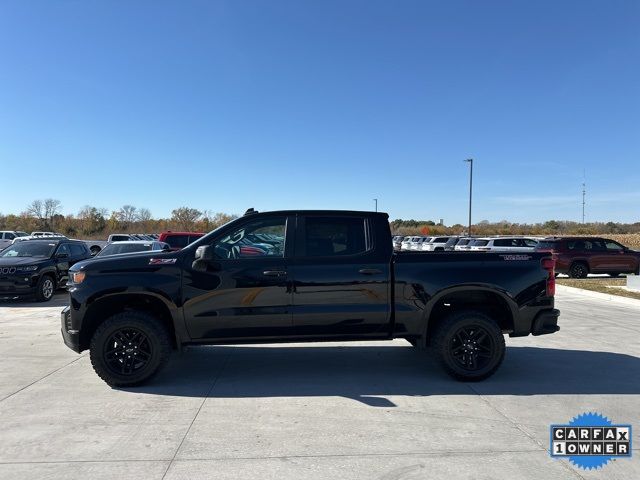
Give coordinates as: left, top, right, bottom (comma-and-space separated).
431, 311, 505, 381
89, 311, 171, 387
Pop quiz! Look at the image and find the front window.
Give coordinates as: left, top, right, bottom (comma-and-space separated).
0, 242, 56, 258
213, 217, 286, 259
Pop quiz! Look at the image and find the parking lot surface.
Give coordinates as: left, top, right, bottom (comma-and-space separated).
0, 287, 638, 479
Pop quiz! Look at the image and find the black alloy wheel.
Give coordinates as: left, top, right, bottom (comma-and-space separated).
103, 327, 153, 376
90, 311, 171, 387
432, 311, 505, 381
569, 263, 588, 279
448, 325, 495, 371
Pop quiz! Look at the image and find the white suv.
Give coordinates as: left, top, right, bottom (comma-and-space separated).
409, 236, 432, 251
0, 231, 29, 250
422, 236, 454, 252
469, 237, 539, 252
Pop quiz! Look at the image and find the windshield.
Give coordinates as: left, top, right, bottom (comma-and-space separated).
0, 242, 56, 258
98, 243, 154, 257
16, 231, 29, 237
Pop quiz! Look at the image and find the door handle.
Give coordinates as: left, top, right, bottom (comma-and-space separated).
263, 270, 287, 277
359, 268, 382, 275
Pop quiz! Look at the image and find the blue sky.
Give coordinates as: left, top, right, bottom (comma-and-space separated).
1, 0, 638, 224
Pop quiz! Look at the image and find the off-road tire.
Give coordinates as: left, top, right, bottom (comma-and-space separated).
432, 311, 505, 381
35, 274, 55, 302
90, 311, 171, 387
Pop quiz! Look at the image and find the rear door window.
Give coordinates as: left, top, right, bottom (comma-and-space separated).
302, 217, 367, 257
605, 240, 624, 251
69, 244, 86, 257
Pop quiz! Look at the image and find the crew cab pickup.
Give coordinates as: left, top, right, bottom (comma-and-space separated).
61, 210, 560, 386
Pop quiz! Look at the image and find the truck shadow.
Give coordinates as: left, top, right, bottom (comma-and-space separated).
0, 293, 68, 308
126, 345, 640, 405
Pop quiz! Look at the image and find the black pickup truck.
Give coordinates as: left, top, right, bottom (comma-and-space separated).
61, 209, 559, 386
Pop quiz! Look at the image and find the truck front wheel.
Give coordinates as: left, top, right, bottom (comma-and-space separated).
89, 311, 171, 387
431, 311, 505, 381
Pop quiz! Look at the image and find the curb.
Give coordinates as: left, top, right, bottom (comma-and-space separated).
556, 284, 640, 308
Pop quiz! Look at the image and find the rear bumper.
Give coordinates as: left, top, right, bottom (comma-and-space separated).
531, 308, 560, 336
61, 306, 81, 353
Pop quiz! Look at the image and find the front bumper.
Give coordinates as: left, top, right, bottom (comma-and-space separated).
61, 306, 81, 353
531, 308, 561, 336
0, 274, 40, 299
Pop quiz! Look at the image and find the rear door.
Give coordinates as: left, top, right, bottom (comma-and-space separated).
601, 239, 637, 272
290, 214, 390, 337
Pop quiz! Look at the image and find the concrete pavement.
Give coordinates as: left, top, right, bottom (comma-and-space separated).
0, 288, 638, 479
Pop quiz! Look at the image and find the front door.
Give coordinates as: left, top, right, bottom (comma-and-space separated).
291, 215, 390, 337
182, 215, 294, 340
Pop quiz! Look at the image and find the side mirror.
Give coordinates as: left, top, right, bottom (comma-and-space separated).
57, 253, 69, 259
192, 245, 215, 271
195, 245, 214, 261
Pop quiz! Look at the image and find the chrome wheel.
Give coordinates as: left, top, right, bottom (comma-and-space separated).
42, 278, 54, 299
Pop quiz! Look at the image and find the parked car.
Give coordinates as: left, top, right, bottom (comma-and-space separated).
13, 234, 67, 244
95, 241, 170, 257
108, 234, 136, 242
444, 237, 466, 251
62, 208, 559, 386
0, 231, 29, 251
408, 236, 431, 251
392, 236, 405, 250
0, 238, 91, 301
400, 236, 416, 251
469, 237, 539, 253
422, 236, 455, 252
536, 237, 640, 278
454, 237, 475, 251
158, 231, 205, 251
31, 231, 63, 237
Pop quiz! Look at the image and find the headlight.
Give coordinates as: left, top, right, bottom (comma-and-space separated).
71, 271, 86, 284
16, 265, 39, 272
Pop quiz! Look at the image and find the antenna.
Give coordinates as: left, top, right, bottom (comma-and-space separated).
582, 170, 586, 224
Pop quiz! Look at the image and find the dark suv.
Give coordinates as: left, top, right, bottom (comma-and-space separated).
0, 238, 91, 301
536, 237, 640, 278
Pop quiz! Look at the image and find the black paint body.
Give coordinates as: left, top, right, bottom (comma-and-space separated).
61, 210, 558, 352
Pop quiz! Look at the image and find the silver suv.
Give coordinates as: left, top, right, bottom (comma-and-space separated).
0, 231, 29, 251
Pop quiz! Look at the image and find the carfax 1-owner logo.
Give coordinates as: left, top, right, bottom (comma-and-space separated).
550, 412, 632, 470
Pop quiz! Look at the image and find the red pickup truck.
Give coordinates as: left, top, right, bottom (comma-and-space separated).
158, 231, 204, 251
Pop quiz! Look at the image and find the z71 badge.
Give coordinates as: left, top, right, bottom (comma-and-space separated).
149, 258, 177, 265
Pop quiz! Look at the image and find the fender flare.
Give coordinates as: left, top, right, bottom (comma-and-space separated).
419, 284, 518, 343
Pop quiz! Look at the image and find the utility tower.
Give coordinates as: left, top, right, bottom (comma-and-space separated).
582, 181, 587, 223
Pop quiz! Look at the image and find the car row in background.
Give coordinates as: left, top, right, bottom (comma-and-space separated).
392, 234, 640, 278
0, 237, 174, 302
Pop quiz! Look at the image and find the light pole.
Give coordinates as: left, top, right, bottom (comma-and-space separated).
373, 198, 378, 212
464, 159, 473, 235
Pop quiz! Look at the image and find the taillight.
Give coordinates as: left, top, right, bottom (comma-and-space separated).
542, 258, 555, 296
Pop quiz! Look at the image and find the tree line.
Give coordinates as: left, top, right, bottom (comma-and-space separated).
1, 199, 639, 240
0, 199, 237, 239
390, 218, 640, 236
